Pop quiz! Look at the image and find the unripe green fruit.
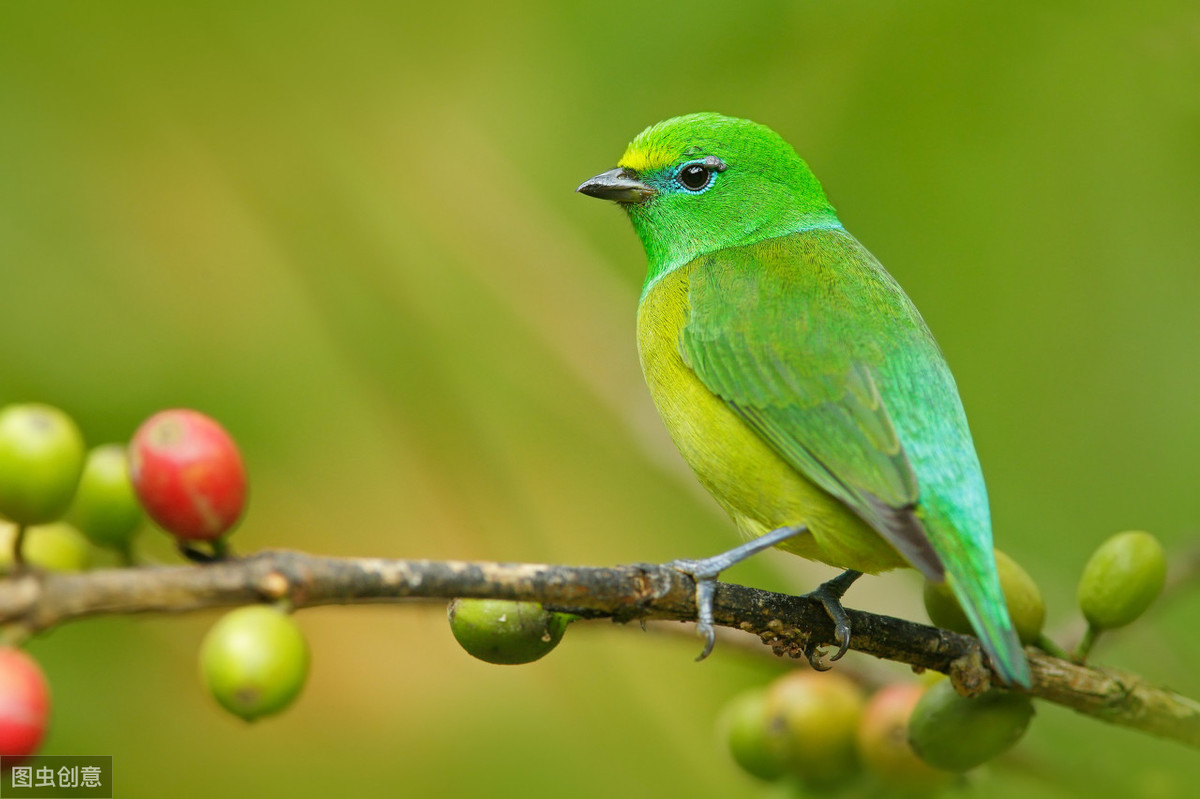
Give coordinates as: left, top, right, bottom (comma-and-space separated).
68, 444, 144, 551
200, 606, 309, 722
922, 581, 970, 636
0, 404, 86, 525
1078, 531, 1166, 631
717, 689, 787, 781
0, 522, 92, 572
447, 599, 569, 665
855, 683, 952, 792
907, 679, 1034, 772
763, 671, 865, 785
924, 549, 1044, 645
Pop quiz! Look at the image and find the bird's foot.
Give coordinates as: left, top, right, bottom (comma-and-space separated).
667, 525, 807, 662
801, 569, 863, 669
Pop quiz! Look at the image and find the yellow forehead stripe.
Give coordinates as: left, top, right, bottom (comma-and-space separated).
618, 145, 674, 174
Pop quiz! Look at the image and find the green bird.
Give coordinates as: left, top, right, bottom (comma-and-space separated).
577, 112, 1030, 688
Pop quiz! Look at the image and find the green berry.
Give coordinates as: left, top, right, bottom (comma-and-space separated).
68, 444, 144, 551
0, 404, 86, 525
718, 689, 787, 781
200, 606, 309, 722
447, 599, 570, 665
907, 679, 1034, 772
922, 580, 970, 636
0, 522, 92, 572
855, 683, 952, 792
995, 550, 1047, 644
924, 549, 1045, 645
763, 671, 865, 785
1078, 531, 1166, 631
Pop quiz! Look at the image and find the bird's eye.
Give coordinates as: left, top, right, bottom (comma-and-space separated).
677, 163, 713, 192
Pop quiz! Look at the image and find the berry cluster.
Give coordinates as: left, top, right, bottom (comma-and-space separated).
923, 539, 1166, 663
717, 670, 1017, 794
0, 404, 309, 762
707, 540, 1165, 794
715, 668, 1028, 794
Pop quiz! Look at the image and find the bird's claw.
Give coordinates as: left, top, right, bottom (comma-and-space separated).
831, 619, 852, 662
695, 625, 717, 662
692, 578, 717, 661
804, 640, 833, 671
803, 619, 852, 671
666, 560, 719, 661
665, 526, 808, 662
802, 569, 862, 665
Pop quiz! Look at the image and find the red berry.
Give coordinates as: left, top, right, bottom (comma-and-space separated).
856, 683, 951, 791
129, 410, 247, 541
764, 671, 865, 785
0, 648, 51, 763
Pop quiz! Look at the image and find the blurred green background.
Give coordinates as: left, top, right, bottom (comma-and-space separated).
1, 1, 1198, 797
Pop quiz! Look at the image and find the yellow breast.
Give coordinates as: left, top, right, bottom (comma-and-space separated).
635, 265, 908, 574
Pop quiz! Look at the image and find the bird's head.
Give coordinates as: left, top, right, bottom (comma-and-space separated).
577, 113, 840, 284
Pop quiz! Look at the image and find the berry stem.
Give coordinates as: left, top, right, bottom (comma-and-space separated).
1035, 634, 1069, 661
0, 624, 33, 647
12, 524, 26, 568
116, 542, 136, 568
1072, 625, 1100, 664
177, 537, 234, 564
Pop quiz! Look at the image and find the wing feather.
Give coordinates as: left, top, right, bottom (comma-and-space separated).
679, 231, 945, 580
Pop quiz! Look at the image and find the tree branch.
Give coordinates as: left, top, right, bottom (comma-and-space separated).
1, 549, 1196, 750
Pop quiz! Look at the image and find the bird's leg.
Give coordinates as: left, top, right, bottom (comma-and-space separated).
801, 569, 862, 669
667, 525, 807, 661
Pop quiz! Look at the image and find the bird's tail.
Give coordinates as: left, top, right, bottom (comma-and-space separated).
945, 561, 1032, 689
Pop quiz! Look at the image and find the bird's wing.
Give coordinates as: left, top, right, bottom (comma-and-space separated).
678, 230, 945, 580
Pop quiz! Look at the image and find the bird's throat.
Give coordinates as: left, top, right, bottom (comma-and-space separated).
634, 214, 844, 301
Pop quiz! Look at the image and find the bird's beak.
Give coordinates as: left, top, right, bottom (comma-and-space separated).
576, 168, 655, 204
